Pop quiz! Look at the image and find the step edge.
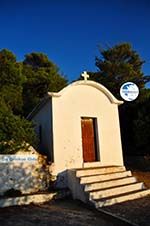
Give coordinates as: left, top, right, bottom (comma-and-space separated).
85, 179, 138, 192
94, 188, 150, 202
76, 166, 125, 171
91, 187, 145, 200
83, 176, 136, 186
78, 170, 130, 178
88, 182, 143, 193
89, 182, 144, 195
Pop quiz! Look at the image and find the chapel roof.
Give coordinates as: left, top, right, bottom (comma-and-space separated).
27, 80, 123, 120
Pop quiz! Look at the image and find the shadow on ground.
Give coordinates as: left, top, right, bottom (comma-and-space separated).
0, 198, 126, 226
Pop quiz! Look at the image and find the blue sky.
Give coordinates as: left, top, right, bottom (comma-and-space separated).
0, 0, 150, 82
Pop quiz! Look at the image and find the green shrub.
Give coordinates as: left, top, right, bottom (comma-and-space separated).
0, 101, 37, 154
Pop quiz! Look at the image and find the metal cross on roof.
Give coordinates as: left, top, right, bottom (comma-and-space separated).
81, 71, 89, 81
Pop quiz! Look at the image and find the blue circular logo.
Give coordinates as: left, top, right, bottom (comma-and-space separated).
120, 82, 139, 101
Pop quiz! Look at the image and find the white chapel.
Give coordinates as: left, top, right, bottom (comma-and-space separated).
28, 72, 124, 177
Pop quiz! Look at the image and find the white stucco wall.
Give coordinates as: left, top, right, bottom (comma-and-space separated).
51, 81, 124, 175
32, 100, 53, 160
0, 151, 51, 195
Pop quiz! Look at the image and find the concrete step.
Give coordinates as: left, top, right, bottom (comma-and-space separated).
76, 166, 126, 177
80, 170, 132, 184
83, 162, 103, 168
84, 176, 137, 192
94, 189, 150, 207
90, 182, 144, 199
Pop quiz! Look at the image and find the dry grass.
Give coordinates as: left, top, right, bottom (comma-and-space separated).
125, 155, 150, 188
102, 169, 150, 226
102, 159, 150, 226
132, 171, 150, 188
102, 195, 150, 226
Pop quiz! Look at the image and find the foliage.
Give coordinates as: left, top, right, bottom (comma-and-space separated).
0, 100, 37, 154
22, 52, 67, 116
89, 43, 150, 98
0, 49, 67, 154
89, 43, 150, 156
0, 85, 23, 114
133, 93, 150, 155
23, 52, 54, 68
0, 49, 24, 114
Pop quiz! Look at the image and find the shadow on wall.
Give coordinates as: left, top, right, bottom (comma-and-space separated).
53, 170, 68, 189
0, 153, 52, 197
0, 166, 72, 207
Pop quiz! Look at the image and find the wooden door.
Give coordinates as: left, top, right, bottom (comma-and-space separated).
81, 118, 97, 162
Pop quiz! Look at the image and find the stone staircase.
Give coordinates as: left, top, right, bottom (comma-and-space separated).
68, 165, 150, 208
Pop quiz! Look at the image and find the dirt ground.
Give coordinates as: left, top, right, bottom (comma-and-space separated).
102, 195, 150, 226
0, 198, 120, 226
102, 170, 150, 226
0, 170, 149, 226
0, 195, 149, 226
